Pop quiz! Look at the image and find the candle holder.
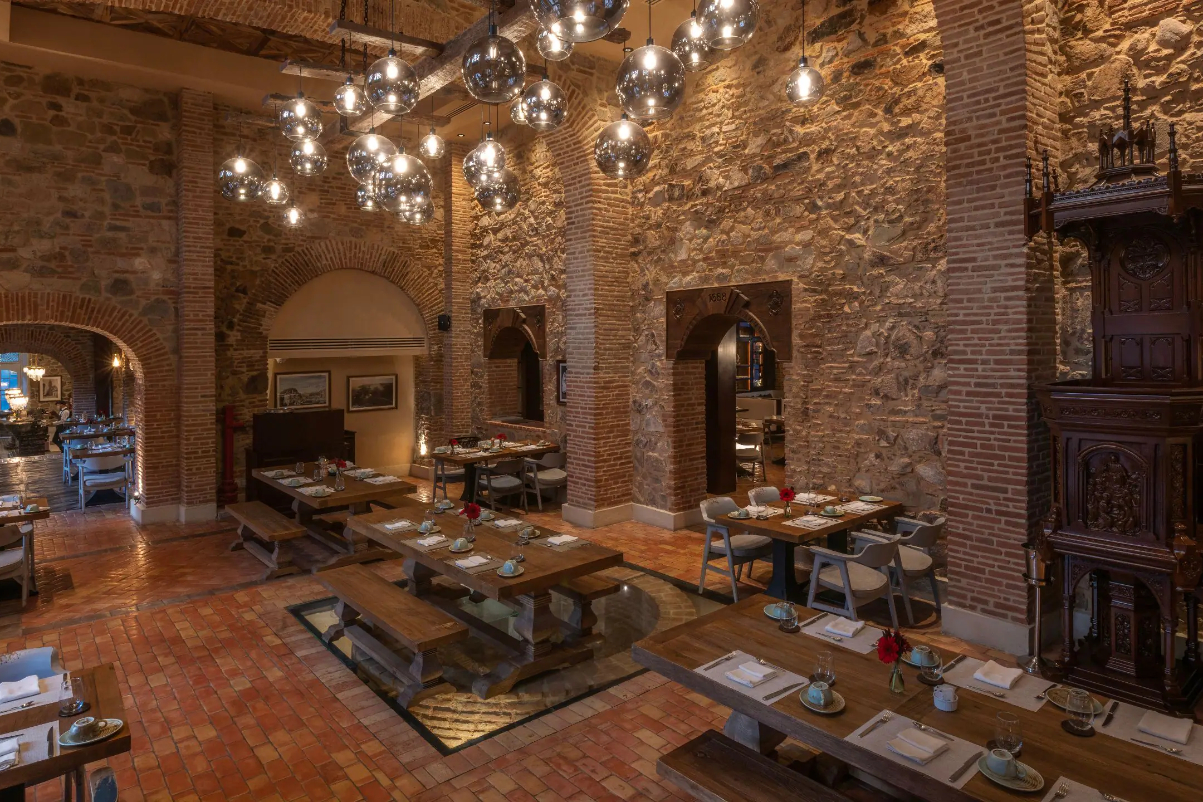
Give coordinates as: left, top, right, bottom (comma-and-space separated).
1021, 544, 1051, 676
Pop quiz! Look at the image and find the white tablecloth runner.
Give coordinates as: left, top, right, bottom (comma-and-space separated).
1040, 777, 1107, 802
800, 613, 883, 654
0, 676, 65, 715
940, 658, 1054, 712
1099, 701, 1203, 765
694, 650, 810, 704
846, 711, 982, 790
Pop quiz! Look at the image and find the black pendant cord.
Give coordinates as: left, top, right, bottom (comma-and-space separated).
801, 0, 806, 60
647, 0, 653, 46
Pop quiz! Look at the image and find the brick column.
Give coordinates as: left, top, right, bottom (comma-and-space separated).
934, 0, 1060, 653
442, 144, 475, 442
175, 89, 217, 521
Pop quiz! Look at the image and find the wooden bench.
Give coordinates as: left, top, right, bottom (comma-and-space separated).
658, 730, 851, 802
318, 564, 469, 706
552, 574, 621, 641
227, 501, 307, 580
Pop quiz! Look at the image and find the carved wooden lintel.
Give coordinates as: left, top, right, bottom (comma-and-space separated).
666, 280, 792, 361
483, 304, 547, 360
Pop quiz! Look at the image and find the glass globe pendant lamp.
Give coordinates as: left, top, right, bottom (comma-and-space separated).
347, 132, 397, 184
522, 68, 567, 132
617, 41, 686, 121
290, 139, 328, 176
261, 174, 290, 206
279, 93, 323, 141
462, 13, 527, 104
594, 113, 652, 179
419, 128, 446, 160
217, 154, 264, 202
375, 152, 433, 213
536, 28, 573, 61
698, 0, 758, 50
367, 49, 420, 114
474, 167, 519, 212
463, 132, 506, 188
534, 0, 630, 43
672, 6, 718, 71
356, 181, 381, 211
511, 99, 528, 125
786, 3, 824, 106
334, 74, 367, 116
403, 195, 435, 224
283, 205, 305, 228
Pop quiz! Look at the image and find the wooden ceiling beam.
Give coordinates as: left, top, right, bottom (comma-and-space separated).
261, 93, 451, 129
329, 19, 443, 58
280, 59, 358, 83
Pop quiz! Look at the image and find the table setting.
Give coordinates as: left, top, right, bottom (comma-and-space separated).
296, 485, 337, 498
363, 474, 402, 485
794, 493, 836, 505
0, 722, 56, 772
447, 554, 506, 575
846, 711, 989, 790
940, 657, 1057, 712
539, 534, 587, 551
1093, 700, 1203, 763
799, 612, 884, 654
377, 518, 416, 533
275, 475, 314, 487
783, 514, 838, 530
693, 650, 811, 705
837, 500, 887, 514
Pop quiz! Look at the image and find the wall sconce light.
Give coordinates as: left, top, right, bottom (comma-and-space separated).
112, 354, 122, 368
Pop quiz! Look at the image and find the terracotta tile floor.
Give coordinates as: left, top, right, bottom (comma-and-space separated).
3, 486, 1007, 801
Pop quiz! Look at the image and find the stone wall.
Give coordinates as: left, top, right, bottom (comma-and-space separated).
25, 354, 70, 415
0, 324, 97, 415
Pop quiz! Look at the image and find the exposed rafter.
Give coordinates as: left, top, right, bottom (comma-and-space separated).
329, 19, 443, 58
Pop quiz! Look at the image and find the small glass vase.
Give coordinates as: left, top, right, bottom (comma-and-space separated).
889, 663, 905, 694
463, 519, 476, 537
783, 501, 792, 518
334, 467, 345, 492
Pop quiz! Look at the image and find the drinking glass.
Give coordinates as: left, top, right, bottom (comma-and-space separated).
1066, 689, 1095, 733
294, 461, 304, 476
995, 711, 1022, 754
59, 676, 86, 716
814, 651, 835, 685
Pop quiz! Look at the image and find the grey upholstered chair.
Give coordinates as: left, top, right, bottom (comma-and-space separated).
523, 452, 567, 510
698, 497, 772, 600
432, 458, 465, 501
806, 539, 900, 630
746, 485, 779, 507
0, 525, 32, 608
477, 458, 527, 511
0, 646, 62, 682
77, 455, 129, 509
734, 432, 767, 482
855, 516, 945, 624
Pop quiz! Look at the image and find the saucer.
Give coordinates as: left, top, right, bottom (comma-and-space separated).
1044, 686, 1104, 715
448, 543, 473, 554
799, 689, 845, 715
59, 718, 123, 748
976, 756, 1043, 792
859, 495, 884, 503
727, 512, 751, 520
763, 603, 795, 621
496, 565, 525, 578
901, 649, 942, 668
818, 511, 844, 518
417, 526, 441, 536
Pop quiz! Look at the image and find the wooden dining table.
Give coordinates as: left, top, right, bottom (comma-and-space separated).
0, 497, 49, 595
431, 441, 560, 502
634, 595, 1202, 802
60, 428, 134, 444
0, 663, 130, 802
344, 496, 622, 697
729, 498, 902, 600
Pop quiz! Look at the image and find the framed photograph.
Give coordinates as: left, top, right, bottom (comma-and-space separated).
274, 371, 330, 410
556, 360, 567, 405
39, 375, 62, 402
347, 374, 398, 412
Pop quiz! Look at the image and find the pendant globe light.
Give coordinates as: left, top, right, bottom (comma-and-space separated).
290, 138, 328, 176
335, 76, 367, 117
366, 2, 419, 114
521, 64, 566, 132
463, 0, 526, 104
463, 131, 506, 188
375, 151, 433, 213
617, 0, 686, 122
536, 28, 573, 61
403, 195, 435, 224
533, 0, 629, 43
672, 2, 718, 71
279, 71, 323, 141
347, 132, 397, 184
283, 205, 305, 227
475, 167, 519, 212
594, 113, 652, 179
356, 180, 381, 212
418, 98, 446, 160
218, 122, 264, 202
698, 0, 758, 50
261, 130, 290, 206
786, 0, 824, 106
510, 99, 528, 125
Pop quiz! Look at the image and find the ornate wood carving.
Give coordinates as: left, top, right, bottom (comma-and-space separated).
1083, 452, 1144, 536
666, 280, 792, 361
482, 305, 547, 360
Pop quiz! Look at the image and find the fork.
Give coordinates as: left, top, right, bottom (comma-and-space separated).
1101, 793, 1130, 802
913, 722, 953, 741
1051, 782, 1069, 799
968, 684, 1007, 698
1131, 737, 1182, 754
858, 711, 893, 737
813, 631, 844, 643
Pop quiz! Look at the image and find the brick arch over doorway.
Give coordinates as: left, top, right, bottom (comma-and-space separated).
0, 292, 179, 515
0, 325, 97, 416
223, 239, 443, 485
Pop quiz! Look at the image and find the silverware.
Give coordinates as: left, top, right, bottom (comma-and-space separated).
813, 631, 844, 643
756, 658, 789, 674
47, 725, 55, 758
968, 684, 1007, 698
859, 712, 893, 738
700, 651, 737, 672
942, 655, 967, 673
913, 722, 953, 742
1036, 683, 1057, 700
1051, 781, 1069, 800
1101, 700, 1118, 728
797, 612, 827, 629
763, 682, 806, 702
1101, 793, 1129, 802
1131, 737, 1182, 755
949, 750, 983, 783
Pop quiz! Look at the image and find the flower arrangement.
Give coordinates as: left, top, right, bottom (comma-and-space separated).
780, 486, 796, 517
459, 502, 481, 521
450, 438, 459, 453
875, 629, 911, 693
335, 459, 347, 469
496, 433, 507, 442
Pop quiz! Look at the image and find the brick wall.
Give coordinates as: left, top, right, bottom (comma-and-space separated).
0, 325, 96, 415
441, 144, 475, 444
485, 357, 521, 419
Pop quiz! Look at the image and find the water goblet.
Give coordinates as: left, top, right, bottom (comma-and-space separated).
814, 651, 835, 685
1065, 688, 1095, 734
295, 461, 304, 476
59, 676, 87, 716
995, 711, 1022, 755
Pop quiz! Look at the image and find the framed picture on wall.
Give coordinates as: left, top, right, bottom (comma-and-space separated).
347, 374, 398, 412
556, 360, 567, 405
274, 371, 330, 410
39, 376, 62, 402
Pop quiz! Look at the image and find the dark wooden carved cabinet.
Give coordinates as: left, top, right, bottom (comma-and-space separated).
1027, 83, 1203, 715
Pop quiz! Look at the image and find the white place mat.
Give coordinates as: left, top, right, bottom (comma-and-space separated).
344, 468, 375, 480
364, 475, 401, 485
0, 719, 58, 769
378, 518, 416, 532
940, 658, 1054, 712
838, 501, 886, 515
0, 676, 64, 715
446, 555, 505, 575
800, 614, 884, 654
795, 493, 836, 505
277, 477, 315, 487
261, 469, 295, 479
1040, 777, 1104, 802
745, 506, 785, 518
846, 711, 981, 790
490, 518, 524, 528
694, 650, 809, 704
296, 486, 336, 497
783, 515, 836, 531
1098, 701, 1203, 764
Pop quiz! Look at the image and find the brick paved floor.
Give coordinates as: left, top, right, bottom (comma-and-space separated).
4, 488, 1006, 801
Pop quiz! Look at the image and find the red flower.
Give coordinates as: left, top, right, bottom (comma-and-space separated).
875, 629, 910, 664
459, 503, 481, 521
335, 459, 347, 469
497, 433, 507, 441
779, 487, 796, 503
450, 438, 459, 446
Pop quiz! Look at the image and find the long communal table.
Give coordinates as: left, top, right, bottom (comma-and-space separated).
633, 595, 1202, 802
344, 496, 623, 698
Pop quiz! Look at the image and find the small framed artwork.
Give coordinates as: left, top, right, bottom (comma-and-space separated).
274, 371, 330, 410
556, 360, 567, 405
347, 374, 398, 412
39, 376, 62, 402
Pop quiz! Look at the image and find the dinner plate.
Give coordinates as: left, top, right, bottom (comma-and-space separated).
818, 511, 845, 518
859, 495, 884, 503
727, 512, 751, 520
59, 718, 124, 748
763, 603, 795, 621
496, 565, 525, 578
976, 756, 1043, 793
799, 690, 845, 715
1044, 686, 1104, 715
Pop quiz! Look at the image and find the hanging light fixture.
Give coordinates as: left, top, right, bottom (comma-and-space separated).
698, 0, 758, 50
510, 100, 528, 126
8, 393, 28, 414
533, 0, 629, 43
672, 2, 718, 71
375, 151, 433, 213
283, 205, 306, 227
463, 0, 526, 104
218, 155, 264, 202
594, 113, 652, 179
262, 119, 291, 205
536, 28, 574, 61
334, 38, 367, 116
418, 98, 446, 160
475, 167, 519, 212
356, 180, 381, 211
23, 359, 44, 382
403, 195, 435, 224
617, 0, 686, 121
290, 138, 328, 176
463, 131, 506, 188
366, 2, 419, 114
522, 64, 567, 132
347, 132, 397, 184
278, 78, 323, 141
786, 0, 824, 106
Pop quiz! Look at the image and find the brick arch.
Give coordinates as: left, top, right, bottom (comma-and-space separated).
0, 325, 97, 415
0, 292, 179, 511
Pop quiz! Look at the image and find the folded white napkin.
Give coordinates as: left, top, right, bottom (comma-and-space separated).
455, 555, 488, 569
0, 737, 18, 766
886, 728, 948, 765
492, 518, 522, 528
278, 477, 312, 487
738, 662, 775, 680
345, 468, 375, 479
365, 475, 400, 484
298, 486, 332, 496
1137, 710, 1194, 745
547, 535, 578, 546
383, 519, 415, 531
825, 618, 866, 637
973, 660, 1023, 690
0, 675, 40, 704
724, 665, 776, 688
417, 535, 446, 547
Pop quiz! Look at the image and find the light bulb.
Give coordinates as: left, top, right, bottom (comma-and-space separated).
786, 55, 825, 105
283, 205, 305, 227
334, 76, 366, 116
419, 130, 446, 160
279, 95, 323, 141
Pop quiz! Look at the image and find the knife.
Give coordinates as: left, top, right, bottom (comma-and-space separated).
942, 654, 967, 673
797, 612, 827, 629
763, 681, 807, 702
47, 725, 55, 758
699, 651, 737, 672
949, 750, 983, 783
858, 714, 892, 738
1101, 700, 1119, 728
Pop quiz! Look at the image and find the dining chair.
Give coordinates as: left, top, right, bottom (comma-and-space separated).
0, 525, 32, 607
432, 458, 465, 501
0, 646, 62, 682
746, 486, 778, 507
77, 455, 130, 509
764, 418, 786, 463
806, 539, 900, 630
854, 516, 945, 624
734, 432, 767, 482
477, 458, 527, 511
698, 497, 772, 600
523, 452, 567, 511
